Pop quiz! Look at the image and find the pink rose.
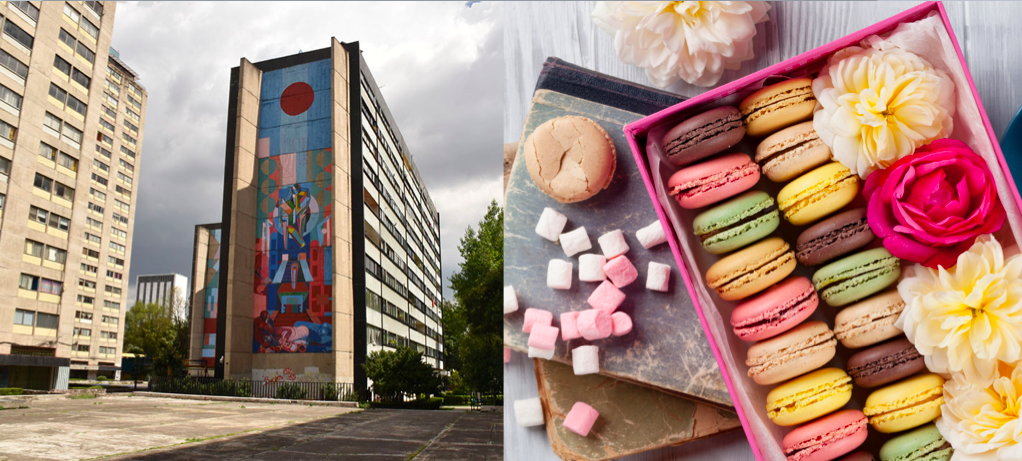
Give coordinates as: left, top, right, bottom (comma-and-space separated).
863, 139, 1005, 269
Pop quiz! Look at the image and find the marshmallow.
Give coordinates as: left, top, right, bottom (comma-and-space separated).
646, 262, 671, 292
577, 309, 613, 340
528, 323, 559, 350
560, 311, 582, 341
611, 312, 633, 336
523, 308, 553, 333
504, 347, 511, 363
559, 227, 592, 257
603, 256, 638, 288
563, 401, 599, 436
504, 285, 518, 314
535, 207, 568, 242
598, 229, 630, 259
587, 280, 625, 313
572, 345, 599, 375
636, 221, 667, 249
578, 254, 607, 282
528, 346, 554, 360
547, 259, 572, 290
514, 397, 545, 427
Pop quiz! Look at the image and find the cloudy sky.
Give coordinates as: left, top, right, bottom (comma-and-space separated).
112, 1, 503, 301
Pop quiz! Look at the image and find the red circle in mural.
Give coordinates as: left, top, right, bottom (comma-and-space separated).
280, 82, 314, 116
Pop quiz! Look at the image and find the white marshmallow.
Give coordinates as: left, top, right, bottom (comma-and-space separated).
504, 285, 518, 314
572, 345, 600, 375
559, 227, 592, 257
578, 254, 607, 282
528, 346, 555, 360
636, 221, 668, 249
547, 259, 573, 290
514, 397, 545, 427
647, 262, 671, 292
598, 229, 630, 259
535, 207, 568, 242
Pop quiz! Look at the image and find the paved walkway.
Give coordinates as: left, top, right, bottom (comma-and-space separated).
0, 395, 502, 461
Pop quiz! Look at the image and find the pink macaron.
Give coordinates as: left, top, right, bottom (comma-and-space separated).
667, 153, 760, 209
783, 409, 868, 461
730, 276, 818, 342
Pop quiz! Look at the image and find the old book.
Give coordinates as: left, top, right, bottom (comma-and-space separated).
503, 58, 732, 408
536, 359, 742, 461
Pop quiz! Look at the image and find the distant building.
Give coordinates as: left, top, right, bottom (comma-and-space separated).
134, 273, 188, 318
188, 223, 221, 372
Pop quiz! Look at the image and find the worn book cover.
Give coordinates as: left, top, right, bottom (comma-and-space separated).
503, 57, 732, 408
536, 360, 742, 461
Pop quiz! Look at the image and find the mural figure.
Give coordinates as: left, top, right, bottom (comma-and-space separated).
201, 228, 221, 367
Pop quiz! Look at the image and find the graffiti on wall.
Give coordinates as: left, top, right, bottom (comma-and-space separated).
201, 228, 221, 367
253, 59, 333, 354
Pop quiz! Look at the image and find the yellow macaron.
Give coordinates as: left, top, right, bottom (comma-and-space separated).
863, 373, 945, 433
766, 367, 853, 426
778, 163, 859, 226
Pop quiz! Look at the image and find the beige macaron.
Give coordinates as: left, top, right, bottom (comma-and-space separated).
739, 78, 816, 137
746, 321, 837, 385
834, 290, 906, 348
755, 121, 832, 182
523, 116, 616, 203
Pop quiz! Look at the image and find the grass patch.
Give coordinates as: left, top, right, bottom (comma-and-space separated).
0, 405, 29, 411
69, 394, 97, 400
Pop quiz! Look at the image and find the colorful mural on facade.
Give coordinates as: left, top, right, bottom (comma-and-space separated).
201, 228, 221, 366
253, 59, 333, 353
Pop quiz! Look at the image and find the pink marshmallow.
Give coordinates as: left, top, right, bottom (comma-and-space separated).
587, 280, 625, 313
563, 401, 599, 437
528, 324, 559, 350
611, 312, 633, 336
504, 347, 511, 363
603, 256, 638, 288
523, 308, 553, 333
577, 309, 613, 340
560, 312, 581, 341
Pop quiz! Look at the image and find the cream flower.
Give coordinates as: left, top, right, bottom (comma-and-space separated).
812, 44, 955, 178
936, 363, 1022, 461
897, 235, 1022, 384
591, 1, 770, 88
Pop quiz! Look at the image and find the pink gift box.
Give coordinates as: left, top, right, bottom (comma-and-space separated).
622, 2, 1022, 459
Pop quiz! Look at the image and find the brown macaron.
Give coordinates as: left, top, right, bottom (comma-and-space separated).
796, 208, 876, 266
739, 78, 816, 136
661, 106, 746, 168
523, 116, 616, 203
847, 337, 926, 388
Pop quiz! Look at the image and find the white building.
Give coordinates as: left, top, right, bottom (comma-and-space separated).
134, 273, 188, 318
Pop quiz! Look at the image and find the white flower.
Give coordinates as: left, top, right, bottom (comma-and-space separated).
936, 363, 1022, 461
897, 235, 1022, 385
812, 44, 955, 178
592, 1, 770, 88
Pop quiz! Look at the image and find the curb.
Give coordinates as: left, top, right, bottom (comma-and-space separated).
131, 391, 359, 407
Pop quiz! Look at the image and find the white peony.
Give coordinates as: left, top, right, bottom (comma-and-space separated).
592, 1, 770, 88
897, 235, 1022, 385
936, 363, 1022, 461
812, 43, 955, 179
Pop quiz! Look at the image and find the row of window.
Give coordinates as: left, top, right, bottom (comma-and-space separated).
25, 240, 66, 265
57, 27, 96, 64
19, 274, 62, 296
44, 111, 84, 145
34, 172, 74, 201
14, 309, 58, 330
54, 55, 91, 88
40, 142, 79, 171
72, 327, 118, 340
366, 324, 442, 361
73, 345, 116, 355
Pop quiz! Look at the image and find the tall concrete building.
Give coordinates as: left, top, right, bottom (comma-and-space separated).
134, 273, 188, 317
188, 222, 221, 371
0, 1, 147, 388
216, 39, 442, 394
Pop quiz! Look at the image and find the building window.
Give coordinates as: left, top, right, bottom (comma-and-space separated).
66, 95, 87, 117
123, 119, 138, 134
120, 146, 136, 159
3, 19, 34, 49
99, 118, 115, 132
76, 311, 93, 322
64, 3, 82, 23
102, 316, 118, 326
98, 132, 112, 145
84, 1, 104, 17
75, 42, 95, 64
122, 133, 136, 146
105, 286, 122, 297
44, 246, 67, 265
108, 256, 123, 266
102, 105, 116, 119
58, 28, 76, 50
0, 84, 23, 110
119, 159, 134, 173
58, 152, 78, 171
92, 173, 108, 186
19, 274, 38, 291
117, 172, 132, 186
54, 181, 75, 201
74, 345, 90, 353
49, 83, 68, 102
10, 1, 40, 21
106, 270, 122, 280
100, 331, 117, 340
80, 18, 99, 40
53, 55, 71, 76
14, 309, 34, 326
111, 228, 127, 240
0, 119, 15, 142
93, 158, 109, 173
0, 193, 5, 210
0, 49, 28, 79
109, 242, 125, 253
115, 199, 130, 212
99, 346, 115, 355
84, 232, 101, 245
111, 213, 128, 226
86, 217, 103, 229
39, 142, 57, 161
34, 173, 53, 193
96, 145, 112, 159
103, 300, 119, 310
79, 279, 96, 290
44, 112, 62, 134
82, 247, 99, 259
63, 123, 83, 144
127, 95, 141, 111
76, 295, 93, 305
88, 202, 104, 214
74, 327, 92, 337
90, 187, 107, 201
0, 156, 8, 181
125, 108, 140, 122
103, 92, 118, 108
81, 263, 98, 274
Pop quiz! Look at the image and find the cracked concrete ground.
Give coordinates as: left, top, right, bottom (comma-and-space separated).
0, 395, 503, 461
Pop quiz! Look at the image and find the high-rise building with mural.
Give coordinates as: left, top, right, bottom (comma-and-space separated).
189, 223, 221, 373
0, 2, 147, 389
216, 39, 443, 394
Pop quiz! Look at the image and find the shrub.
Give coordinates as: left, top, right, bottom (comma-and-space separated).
320, 383, 338, 401
0, 388, 24, 396
368, 397, 442, 410
342, 391, 360, 402
96, 376, 110, 381
442, 394, 471, 406
275, 383, 307, 400
482, 394, 504, 406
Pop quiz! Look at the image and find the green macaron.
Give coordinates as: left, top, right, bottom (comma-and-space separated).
880, 423, 953, 461
693, 191, 779, 255
812, 247, 900, 307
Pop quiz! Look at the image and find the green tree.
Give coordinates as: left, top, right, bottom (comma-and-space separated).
441, 299, 466, 372
123, 289, 188, 378
363, 347, 442, 399
448, 200, 503, 394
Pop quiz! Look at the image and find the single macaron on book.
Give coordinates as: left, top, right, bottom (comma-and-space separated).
623, 2, 1021, 460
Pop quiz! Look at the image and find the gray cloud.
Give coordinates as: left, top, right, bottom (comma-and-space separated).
113, 1, 502, 301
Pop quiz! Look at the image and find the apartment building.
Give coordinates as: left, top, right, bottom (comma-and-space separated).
214, 39, 442, 394
134, 273, 188, 317
0, 1, 146, 388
